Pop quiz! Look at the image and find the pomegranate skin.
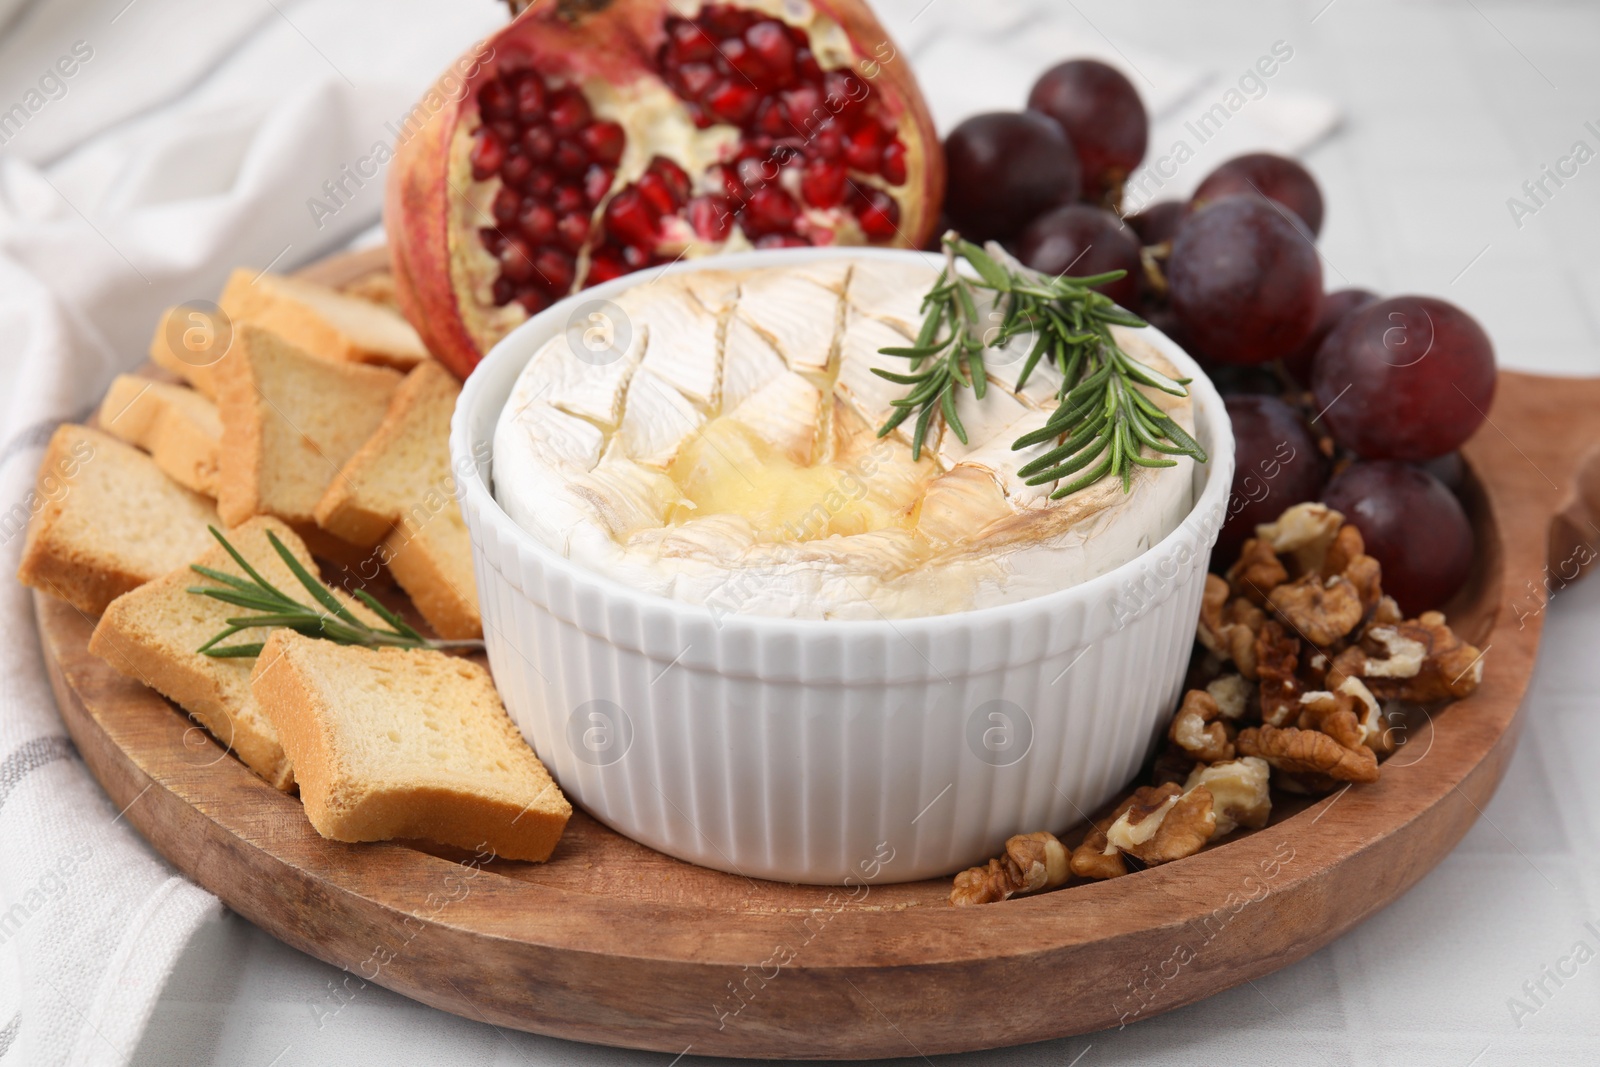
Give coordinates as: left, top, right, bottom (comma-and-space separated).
387, 52, 484, 381
386, 0, 945, 380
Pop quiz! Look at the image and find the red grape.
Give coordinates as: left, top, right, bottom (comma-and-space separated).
1419, 451, 1468, 497
1015, 204, 1141, 308
1311, 295, 1496, 461
1127, 201, 1184, 246
943, 111, 1081, 242
1322, 461, 1474, 614
1027, 60, 1147, 204
1217, 395, 1328, 563
1191, 153, 1325, 237
1282, 288, 1377, 386
1167, 198, 1322, 365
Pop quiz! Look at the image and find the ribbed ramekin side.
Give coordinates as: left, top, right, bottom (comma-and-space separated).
451, 245, 1230, 884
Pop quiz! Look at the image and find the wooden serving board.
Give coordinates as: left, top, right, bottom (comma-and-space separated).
35, 250, 1600, 1058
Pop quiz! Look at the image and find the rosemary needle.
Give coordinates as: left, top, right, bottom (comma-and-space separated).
874, 232, 1207, 500
187, 526, 485, 658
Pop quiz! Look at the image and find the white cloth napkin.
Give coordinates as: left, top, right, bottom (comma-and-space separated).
0, 3, 1336, 1064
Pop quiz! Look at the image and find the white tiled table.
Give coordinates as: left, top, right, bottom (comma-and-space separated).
132, 2, 1600, 1063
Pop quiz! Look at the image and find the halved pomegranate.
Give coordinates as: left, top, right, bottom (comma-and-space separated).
387, 0, 944, 378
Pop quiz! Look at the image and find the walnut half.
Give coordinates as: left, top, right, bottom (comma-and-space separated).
1184, 757, 1272, 836
1237, 723, 1380, 784
950, 831, 1069, 906
1169, 689, 1235, 763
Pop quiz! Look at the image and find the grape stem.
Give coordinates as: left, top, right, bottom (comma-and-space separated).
873, 231, 1208, 500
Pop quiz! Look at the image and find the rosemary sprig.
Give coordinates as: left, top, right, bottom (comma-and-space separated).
874, 232, 1207, 500
187, 526, 485, 658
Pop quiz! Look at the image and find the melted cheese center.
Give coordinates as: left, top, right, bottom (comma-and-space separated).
667, 415, 934, 542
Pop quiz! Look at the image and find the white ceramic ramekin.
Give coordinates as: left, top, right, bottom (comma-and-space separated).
452, 248, 1234, 885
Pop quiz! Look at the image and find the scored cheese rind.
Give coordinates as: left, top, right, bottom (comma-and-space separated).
632, 281, 725, 409
494, 259, 1196, 621
618, 367, 706, 468
733, 265, 844, 379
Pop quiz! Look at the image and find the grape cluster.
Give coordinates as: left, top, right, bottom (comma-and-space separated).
940, 58, 1497, 612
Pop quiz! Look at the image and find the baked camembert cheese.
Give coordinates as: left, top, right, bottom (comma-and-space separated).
494, 257, 1195, 620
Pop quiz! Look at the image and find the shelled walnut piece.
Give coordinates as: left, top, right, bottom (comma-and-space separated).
950, 501, 1487, 906
950, 831, 1070, 906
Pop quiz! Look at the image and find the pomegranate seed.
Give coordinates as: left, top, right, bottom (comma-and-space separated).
676, 62, 718, 101
745, 22, 796, 86
688, 195, 734, 241
586, 249, 630, 284
479, 227, 506, 256
649, 157, 692, 205
823, 71, 867, 119
517, 201, 556, 244
556, 212, 590, 252
553, 139, 588, 176
553, 183, 587, 215
720, 38, 770, 89
853, 185, 900, 240
666, 18, 716, 64
736, 156, 771, 191
700, 6, 757, 38
579, 121, 625, 166
501, 152, 533, 190
843, 123, 887, 174
741, 186, 800, 238
810, 120, 843, 160
489, 119, 518, 144
880, 139, 907, 185
755, 233, 811, 249
527, 165, 558, 199
635, 172, 677, 216
621, 243, 653, 269
754, 97, 791, 138
800, 158, 847, 208
780, 86, 823, 131
534, 247, 577, 293
478, 80, 514, 122
604, 189, 661, 247
767, 137, 806, 167
704, 80, 760, 125
469, 127, 507, 180
521, 126, 555, 161
516, 286, 553, 315
500, 236, 537, 283
492, 275, 517, 306
492, 186, 522, 225
513, 76, 546, 123
795, 46, 823, 82
686, 102, 715, 129
584, 164, 615, 205
547, 87, 592, 135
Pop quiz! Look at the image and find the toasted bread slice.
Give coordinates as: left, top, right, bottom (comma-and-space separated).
315, 360, 460, 547
251, 630, 570, 860
341, 271, 399, 311
17, 424, 219, 615
96, 375, 223, 496
312, 360, 480, 637
148, 305, 232, 399
384, 503, 481, 640
215, 324, 402, 528
219, 269, 429, 371
89, 517, 310, 789
87, 517, 387, 791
